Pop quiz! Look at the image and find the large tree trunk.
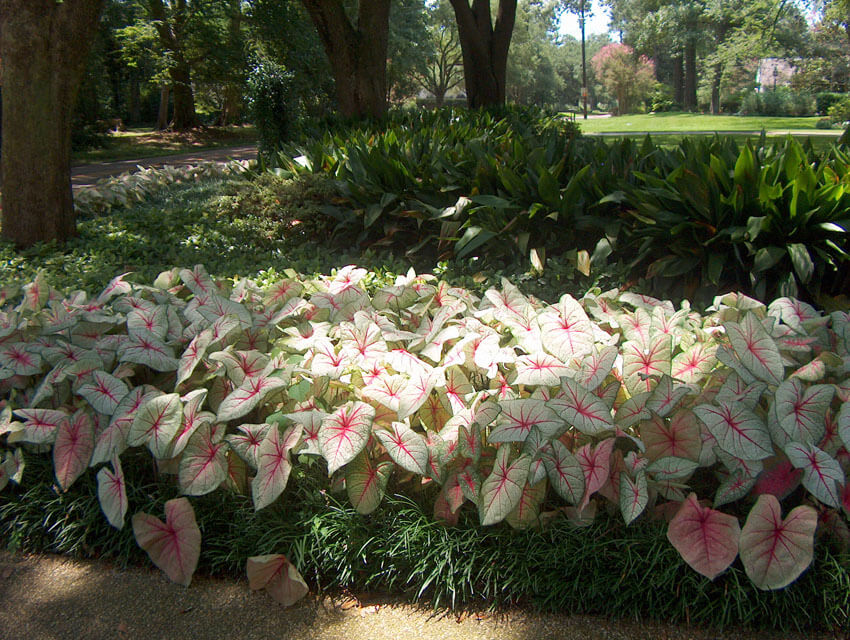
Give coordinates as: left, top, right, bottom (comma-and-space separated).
301, 0, 391, 119
0, 0, 104, 248
147, 0, 198, 130
169, 58, 197, 131
683, 38, 697, 111
449, 0, 517, 108
672, 54, 684, 107
710, 63, 722, 115
156, 85, 171, 131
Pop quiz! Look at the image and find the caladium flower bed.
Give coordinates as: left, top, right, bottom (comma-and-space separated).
1, 265, 848, 603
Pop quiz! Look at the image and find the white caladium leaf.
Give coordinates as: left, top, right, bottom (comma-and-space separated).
226, 423, 272, 468
179, 423, 228, 496
0, 342, 42, 375
15, 408, 68, 444
506, 479, 547, 530
714, 471, 758, 508
216, 371, 287, 422
622, 334, 672, 395
725, 313, 784, 385
619, 471, 648, 525
647, 375, 691, 418
264, 278, 304, 306
319, 402, 374, 475
641, 410, 702, 462
772, 380, 834, 445
667, 493, 740, 580
671, 342, 716, 385
283, 410, 328, 456
91, 386, 157, 465
128, 393, 183, 459
547, 378, 614, 436
576, 438, 615, 511
374, 422, 428, 475
252, 424, 302, 510
339, 322, 387, 367
544, 439, 584, 505
126, 306, 168, 340
77, 370, 129, 416
840, 401, 850, 452
479, 445, 531, 526
397, 368, 438, 420
169, 389, 214, 457
180, 264, 219, 297
513, 353, 570, 387
784, 442, 845, 508
614, 392, 652, 428
246, 554, 309, 607
767, 297, 821, 333
309, 338, 348, 379
694, 401, 773, 461
97, 456, 128, 529
490, 399, 564, 442
362, 374, 408, 414
118, 331, 178, 372
133, 497, 201, 587
739, 494, 816, 590
195, 294, 253, 329
210, 350, 270, 386
346, 451, 393, 515
442, 366, 473, 415
458, 423, 483, 463
95, 272, 133, 304
716, 374, 767, 410
175, 331, 213, 388
539, 293, 594, 361
646, 456, 700, 481
576, 345, 618, 391
54, 410, 95, 491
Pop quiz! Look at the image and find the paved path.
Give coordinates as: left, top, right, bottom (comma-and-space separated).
0, 551, 837, 640
71, 145, 258, 188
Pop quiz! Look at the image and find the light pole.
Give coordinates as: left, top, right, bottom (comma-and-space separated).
580, 0, 588, 119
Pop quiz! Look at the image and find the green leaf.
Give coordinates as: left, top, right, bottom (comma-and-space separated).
786, 243, 814, 284
479, 445, 531, 526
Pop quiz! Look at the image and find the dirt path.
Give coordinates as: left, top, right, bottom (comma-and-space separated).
70, 145, 258, 188
0, 551, 840, 640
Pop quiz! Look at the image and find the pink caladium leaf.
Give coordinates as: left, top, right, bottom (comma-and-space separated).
837, 400, 850, 452
619, 471, 648, 525
216, 372, 287, 422
91, 386, 156, 465
725, 313, 784, 385
133, 497, 201, 587
15, 408, 68, 444
784, 442, 845, 508
246, 554, 309, 607
128, 393, 183, 459
491, 398, 564, 442
666, 493, 740, 580
374, 422, 428, 475
77, 370, 130, 416
54, 410, 95, 491
714, 470, 758, 508
506, 479, 547, 530
170, 389, 214, 457
283, 410, 328, 456
547, 378, 614, 436
179, 424, 229, 496
739, 494, 817, 590
647, 456, 700, 481
117, 331, 178, 372
175, 331, 213, 388
458, 422, 482, 463
641, 410, 702, 462
479, 445, 531, 526
252, 424, 303, 510
576, 438, 615, 511
576, 345, 618, 391
647, 375, 691, 418
513, 353, 570, 387
694, 400, 773, 461
0, 342, 43, 375
96, 456, 128, 529
127, 306, 168, 340
346, 451, 393, 515
539, 293, 594, 361
225, 423, 272, 468
753, 457, 802, 500
614, 392, 652, 428
622, 334, 672, 395
319, 402, 374, 475
772, 379, 834, 445
671, 342, 716, 385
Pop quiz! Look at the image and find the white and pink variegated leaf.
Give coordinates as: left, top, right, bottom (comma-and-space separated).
128, 393, 183, 459
490, 399, 564, 442
443, 473, 466, 513
246, 554, 309, 607
15, 408, 68, 444
481, 279, 532, 323
666, 493, 740, 580
671, 342, 716, 385
346, 451, 393, 515
397, 368, 438, 421
646, 456, 700, 481
319, 402, 374, 475
383, 348, 432, 378
458, 423, 482, 463
716, 373, 766, 410
180, 265, 219, 298
196, 294, 253, 329
118, 331, 178, 372
362, 374, 408, 415
77, 370, 129, 416
310, 339, 348, 379
647, 375, 691, 418
0, 342, 42, 376
374, 422, 428, 475
739, 494, 816, 590
501, 311, 543, 355
457, 465, 481, 505
169, 389, 214, 457
772, 379, 834, 446
619, 308, 652, 348
576, 438, 615, 511
714, 470, 758, 508
225, 423, 272, 467
216, 372, 287, 423
538, 293, 594, 361
767, 297, 821, 333
513, 353, 570, 387
252, 424, 303, 510
544, 439, 584, 506
576, 345, 618, 392
613, 392, 652, 429
126, 306, 168, 340
91, 387, 158, 465
339, 321, 387, 367
840, 400, 850, 452
725, 313, 784, 385
694, 401, 773, 461
547, 378, 614, 436
54, 410, 95, 491
283, 410, 327, 456
619, 471, 648, 525
784, 442, 845, 508
210, 350, 269, 387
132, 497, 201, 587
263, 278, 304, 307
175, 331, 213, 388
478, 445, 531, 526
95, 272, 133, 304
641, 410, 702, 462
442, 366, 473, 415
373, 283, 418, 312
506, 478, 547, 530
471, 333, 516, 378
97, 456, 128, 529
622, 334, 672, 395
418, 392, 451, 432
179, 424, 228, 496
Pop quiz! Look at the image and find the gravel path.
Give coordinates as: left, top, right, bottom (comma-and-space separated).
0, 551, 841, 640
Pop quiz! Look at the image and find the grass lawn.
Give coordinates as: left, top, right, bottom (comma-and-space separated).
571, 112, 831, 134
72, 124, 258, 165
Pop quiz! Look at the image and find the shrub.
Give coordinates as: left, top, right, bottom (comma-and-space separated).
816, 117, 835, 129
828, 95, 850, 124
247, 58, 300, 155
816, 92, 847, 116
739, 88, 814, 117
591, 44, 655, 115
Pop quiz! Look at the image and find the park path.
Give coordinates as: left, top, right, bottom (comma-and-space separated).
0, 551, 839, 640
71, 145, 258, 188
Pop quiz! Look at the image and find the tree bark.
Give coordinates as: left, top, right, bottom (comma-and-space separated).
156, 85, 171, 131
672, 54, 684, 107
300, 0, 391, 119
449, 0, 517, 108
147, 0, 198, 130
0, 0, 105, 247
710, 63, 722, 115
683, 38, 697, 111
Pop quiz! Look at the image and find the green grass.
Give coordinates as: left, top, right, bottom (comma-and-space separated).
573, 113, 831, 134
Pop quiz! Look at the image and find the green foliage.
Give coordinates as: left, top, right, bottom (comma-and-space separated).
817, 92, 849, 116
828, 96, 850, 124
739, 89, 815, 117
247, 58, 300, 154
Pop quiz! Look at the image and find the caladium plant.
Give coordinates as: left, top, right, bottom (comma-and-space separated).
0, 265, 848, 598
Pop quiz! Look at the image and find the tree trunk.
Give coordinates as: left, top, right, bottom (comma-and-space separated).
156, 85, 171, 131
169, 58, 197, 130
147, 0, 197, 130
0, 0, 104, 248
673, 54, 684, 107
449, 0, 517, 109
710, 63, 722, 115
683, 38, 697, 111
300, 0, 391, 119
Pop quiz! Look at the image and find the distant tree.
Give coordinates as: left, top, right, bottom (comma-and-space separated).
0, 0, 105, 247
507, 1, 563, 107
413, 0, 464, 106
386, 0, 432, 104
591, 42, 655, 114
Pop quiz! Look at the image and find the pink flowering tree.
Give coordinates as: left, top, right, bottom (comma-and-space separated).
591, 43, 655, 115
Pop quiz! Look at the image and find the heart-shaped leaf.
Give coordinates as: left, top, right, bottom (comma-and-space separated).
539, 293, 594, 361
246, 554, 309, 607
513, 353, 570, 387
547, 378, 614, 436
217, 372, 287, 422
479, 445, 531, 526
739, 494, 816, 590
91, 387, 156, 465
374, 422, 428, 475
641, 410, 702, 462
543, 440, 585, 505
671, 342, 716, 385
647, 375, 691, 418
576, 345, 619, 391
15, 408, 67, 444
118, 331, 178, 372
97, 456, 127, 529
772, 380, 834, 445
576, 438, 615, 511
619, 471, 648, 525
132, 498, 201, 587
128, 393, 183, 459
253, 424, 303, 510
346, 451, 393, 515
54, 411, 95, 491
77, 370, 129, 416
226, 423, 272, 468
506, 479, 547, 530
179, 424, 228, 496
319, 402, 374, 475
667, 493, 740, 580
725, 313, 783, 385
622, 334, 671, 395
694, 401, 773, 460
491, 398, 564, 442
784, 442, 845, 508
